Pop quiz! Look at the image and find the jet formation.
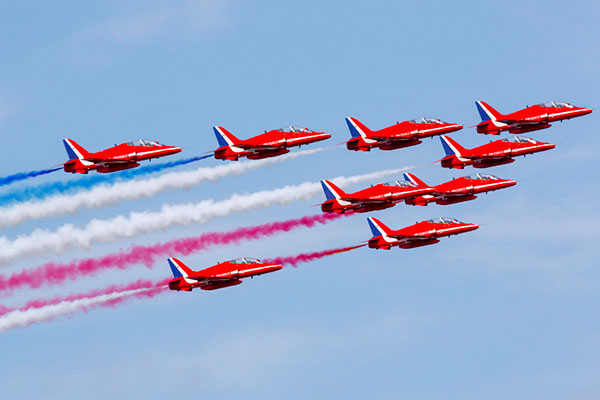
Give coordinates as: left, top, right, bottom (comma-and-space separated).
49, 98, 591, 292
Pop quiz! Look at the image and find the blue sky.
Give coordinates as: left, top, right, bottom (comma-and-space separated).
1, 1, 599, 398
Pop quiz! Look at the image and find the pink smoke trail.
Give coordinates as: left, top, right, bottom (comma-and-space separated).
0, 279, 169, 331
0, 279, 169, 318
265, 244, 366, 268
0, 213, 347, 295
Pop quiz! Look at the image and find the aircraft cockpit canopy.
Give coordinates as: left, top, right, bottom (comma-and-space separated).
464, 173, 499, 180
127, 139, 165, 147
409, 117, 445, 124
277, 126, 312, 133
502, 136, 536, 144
427, 217, 462, 224
229, 257, 264, 264
539, 101, 574, 108
382, 180, 416, 187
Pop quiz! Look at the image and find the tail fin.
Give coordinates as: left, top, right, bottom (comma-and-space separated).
321, 180, 347, 200
168, 257, 194, 279
440, 136, 467, 158
475, 101, 502, 122
403, 172, 427, 187
213, 126, 241, 147
345, 117, 372, 138
63, 139, 91, 160
367, 217, 392, 237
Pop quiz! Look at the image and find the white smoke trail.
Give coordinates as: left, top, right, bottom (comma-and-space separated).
0, 288, 152, 332
0, 166, 413, 264
0, 148, 327, 229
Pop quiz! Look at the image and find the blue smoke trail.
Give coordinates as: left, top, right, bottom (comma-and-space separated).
0, 155, 212, 206
0, 167, 62, 187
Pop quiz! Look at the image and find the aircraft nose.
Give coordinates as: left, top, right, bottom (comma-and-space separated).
505, 179, 517, 187
464, 223, 479, 231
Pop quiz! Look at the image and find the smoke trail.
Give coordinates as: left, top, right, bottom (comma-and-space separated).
0, 213, 345, 294
0, 155, 210, 206
0, 148, 326, 228
0, 280, 167, 332
0, 167, 62, 187
0, 165, 412, 264
0, 245, 364, 332
265, 244, 365, 267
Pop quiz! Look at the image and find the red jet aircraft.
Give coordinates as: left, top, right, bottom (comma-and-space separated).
345, 116, 463, 151
439, 135, 555, 169
212, 125, 331, 161
62, 139, 181, 174
367, 216, 478, 250
403, 172, 516, 206
167, 257, 282, 291
320, 178, 434, 214
475, 100, 592, 135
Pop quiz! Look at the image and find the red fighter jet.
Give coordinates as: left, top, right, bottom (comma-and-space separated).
62, 139, 181, 174
167, 257, 282, 291
366, 216, 478, 250
403, 172, 516, 206
319, 177, 434, 214
345, 116, 463, 151
439, 135, 555, 169
212, 125, 331, 161
475, 100, 592, 135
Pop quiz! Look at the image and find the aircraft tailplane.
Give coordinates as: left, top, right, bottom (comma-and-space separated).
367, 217, 392, 238
321, 180, 347, 201
440, 136, 467, 158
63, 139, 91, 161
475, 101, 502, 122
213, 126, 241, 147
168, 257, 194, 279
403, 172, 427, 187
345, 117, 372, 138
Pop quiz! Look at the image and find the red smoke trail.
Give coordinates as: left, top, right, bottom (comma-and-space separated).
0, 213, 347, 295
0, 279, 169, 318
265, 244, 365, 268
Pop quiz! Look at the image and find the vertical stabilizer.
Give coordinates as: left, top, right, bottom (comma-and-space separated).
213, 126, 241, 147
475, 101, 502, 122
345, 117, 372, 138
367, 217, 393, 237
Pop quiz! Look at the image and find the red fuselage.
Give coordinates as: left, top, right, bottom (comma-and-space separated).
64, 140, 181, 174
321, 181, 434, 214
476, 101, 592, 135
346, 117, 463, 151
168, 258, 282, 292
368, 217, 479, 250
214, 128, 331, 161
441, 136, 555, 169
406, 175, 516, 206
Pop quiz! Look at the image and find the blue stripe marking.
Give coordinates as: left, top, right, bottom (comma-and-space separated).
367, 218, 383, 237
63, 140, 79, 160
321, 181, 337, 200
213, 127, 230, 147
345, 118, 362, 138
168, 259, 183, 278
440, 137, 455, 157
475, 102, 491, 122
